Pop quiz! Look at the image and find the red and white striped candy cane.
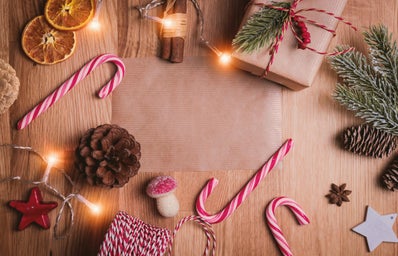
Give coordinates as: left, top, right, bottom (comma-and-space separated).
265, 196, 310, 256
17, 53, 125, 130
196, 139, 293, 224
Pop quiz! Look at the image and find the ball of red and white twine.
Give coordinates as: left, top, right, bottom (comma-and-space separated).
98, 211, 216, 256
17, 53, 125, 130
265, 197, 310, 256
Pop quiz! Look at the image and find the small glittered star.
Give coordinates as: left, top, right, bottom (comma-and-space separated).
9, 187, 58, 230
352, 206, 398, 251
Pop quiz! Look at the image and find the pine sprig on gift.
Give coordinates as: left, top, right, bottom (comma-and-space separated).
329, 25, 398, 136
232, 2, 290, 53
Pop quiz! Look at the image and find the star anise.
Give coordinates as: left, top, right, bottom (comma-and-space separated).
326, 183, 351, 207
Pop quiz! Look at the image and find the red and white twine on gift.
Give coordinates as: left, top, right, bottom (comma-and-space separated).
196, 139, 293, 224
253, 0, 357, 76
265, 197, 309, 256
17, 53, 125, 130
98, 211, 216, 256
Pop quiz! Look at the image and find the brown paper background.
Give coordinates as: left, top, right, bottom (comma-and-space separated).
232, 0, 347, 90
112, 57, 281, 172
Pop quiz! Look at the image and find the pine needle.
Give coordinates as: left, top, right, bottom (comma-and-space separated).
364, 25, 398, 86
232, 2, 290, 53
329, 25, 398, 135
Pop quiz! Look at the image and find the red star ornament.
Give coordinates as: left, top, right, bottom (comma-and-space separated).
9, 187, 58, 230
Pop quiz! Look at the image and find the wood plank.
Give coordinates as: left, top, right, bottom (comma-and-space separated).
0, 0, 397, 255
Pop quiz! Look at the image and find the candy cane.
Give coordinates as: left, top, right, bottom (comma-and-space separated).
17, 53, 125, 130
265, 196, 310, 256
196, 139, 293, 224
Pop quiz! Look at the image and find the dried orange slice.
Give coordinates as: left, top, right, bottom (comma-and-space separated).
22, 16, 76, 65
44, 0, 95, 31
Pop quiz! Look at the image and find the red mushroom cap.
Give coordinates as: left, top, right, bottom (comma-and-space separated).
146, 176, 177, 198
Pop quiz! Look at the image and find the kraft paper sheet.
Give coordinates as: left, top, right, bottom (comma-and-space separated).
112, 57, 281, 172
232, 0, 347, 90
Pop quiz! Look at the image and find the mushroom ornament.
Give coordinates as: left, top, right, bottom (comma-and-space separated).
146, 176, 180, 217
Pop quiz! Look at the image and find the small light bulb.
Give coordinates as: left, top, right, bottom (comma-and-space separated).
47, 155, 57, 165
42, 154, 57, 183
89, 19, 101, 30
162, 18, 174, 28
91, 204, 101, 214
219, 53, 231, 65
76, 194, 101, 215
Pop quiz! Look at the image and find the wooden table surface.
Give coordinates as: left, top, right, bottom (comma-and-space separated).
1, 0, 397, 255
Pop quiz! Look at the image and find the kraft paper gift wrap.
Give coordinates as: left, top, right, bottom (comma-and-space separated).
232, 0, 347, 90
112, 57, 282, 172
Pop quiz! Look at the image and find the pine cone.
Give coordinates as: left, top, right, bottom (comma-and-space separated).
76, 124, 141, 188
381, 156, 398, 191
342, 124, 397, 158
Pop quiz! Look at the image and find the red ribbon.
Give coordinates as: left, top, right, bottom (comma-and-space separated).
253, 0, 357, 77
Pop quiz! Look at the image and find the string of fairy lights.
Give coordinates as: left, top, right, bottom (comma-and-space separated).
0, 144, 100, 239
90, 0, 232, 64
0, 0, 231, 239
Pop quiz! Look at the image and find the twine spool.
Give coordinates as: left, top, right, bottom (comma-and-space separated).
98, 211, 216, 256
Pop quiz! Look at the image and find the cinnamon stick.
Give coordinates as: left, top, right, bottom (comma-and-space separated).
161, 0, 187, 63
160, 1, 173, 60
161, 37, 172, 60
170, 36, 185, 63
170, 0, 186, 63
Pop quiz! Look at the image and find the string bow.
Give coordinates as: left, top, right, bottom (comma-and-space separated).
253, 0, 357, 76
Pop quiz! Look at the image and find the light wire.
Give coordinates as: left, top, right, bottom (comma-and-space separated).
135, 0, 216, 52
0, 144, 97, 239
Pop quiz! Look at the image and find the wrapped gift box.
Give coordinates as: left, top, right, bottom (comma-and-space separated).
232, 0, 347, 90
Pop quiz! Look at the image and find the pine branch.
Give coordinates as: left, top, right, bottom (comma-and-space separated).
232, 2, 290, 53
334, 84, 398, 136
364, 25, 398, 88
328, 25, 398, 135
329, 47, 395, 103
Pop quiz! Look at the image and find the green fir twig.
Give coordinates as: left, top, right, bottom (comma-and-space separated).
364, 26, 398, 87
329, 25, 398, 136
232, 2, 291, 53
